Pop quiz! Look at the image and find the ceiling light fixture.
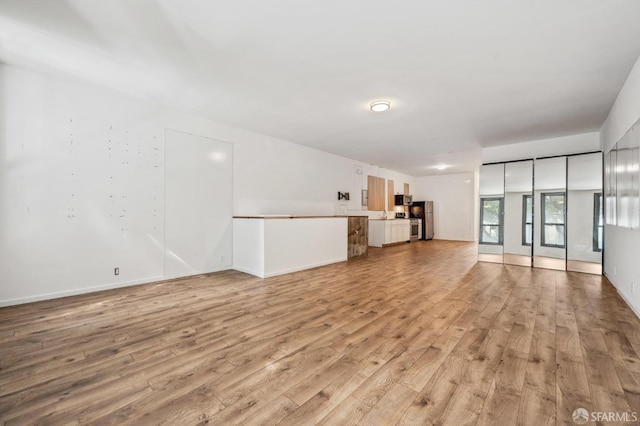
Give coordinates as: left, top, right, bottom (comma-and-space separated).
370, 100, 390, 112
434, 164, 449, 170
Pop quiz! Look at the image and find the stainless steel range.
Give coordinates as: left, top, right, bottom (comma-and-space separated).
410, 218, 420, 242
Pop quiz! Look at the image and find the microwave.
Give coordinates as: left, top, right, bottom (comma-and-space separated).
394, 194, 413, 206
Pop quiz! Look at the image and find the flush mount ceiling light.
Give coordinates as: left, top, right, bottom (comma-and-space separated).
434, 164, 450, 170
370, 100, 390, 112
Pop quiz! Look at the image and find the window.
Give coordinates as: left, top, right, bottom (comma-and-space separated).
522, 195, 533, 246
480, 197, 503, 244
593, 193, 603, 252
541, 192, 565, 248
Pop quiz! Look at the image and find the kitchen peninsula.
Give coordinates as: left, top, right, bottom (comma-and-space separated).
233, 216, 348, 278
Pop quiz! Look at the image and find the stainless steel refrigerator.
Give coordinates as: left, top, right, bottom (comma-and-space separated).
409, 201, 434, 240
425, 201, 434, 239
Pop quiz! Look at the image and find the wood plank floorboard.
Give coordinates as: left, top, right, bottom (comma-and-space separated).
1, 240, 640, 425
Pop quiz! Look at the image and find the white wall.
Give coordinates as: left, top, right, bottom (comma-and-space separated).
413, 172, 475, 241
164, 130, 233, 278
1, 64, 168, 305
602, 58, 640, 153
600, 55, 640, 317
0, 64, 237, 305
159, 115, 416, 222
482, 132, 600, 164
159, 113, 415, 219
0, 63, 415, 306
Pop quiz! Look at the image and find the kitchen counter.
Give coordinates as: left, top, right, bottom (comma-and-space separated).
233, 215, 352, 219
233, 216, 348, 278
368, 219, 410, 247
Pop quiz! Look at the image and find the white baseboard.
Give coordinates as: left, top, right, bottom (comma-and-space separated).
0, 276, 164, 307
232, 266, 265, 279
263, 257, 347, 278
604, 272, 640, 321
0, 265, 233, 307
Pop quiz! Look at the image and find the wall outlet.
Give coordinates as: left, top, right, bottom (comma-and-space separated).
220, 255, 224, 262
614, 267, 617, 276
114, 267, 119, 276
631, 282, 635, 293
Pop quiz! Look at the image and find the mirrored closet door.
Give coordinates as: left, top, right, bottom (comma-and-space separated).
566, 153, 603, 274
478, 164, 505, 263
533, 157, 567, 270
503, 161, 533, 266
614, 128, 640, 230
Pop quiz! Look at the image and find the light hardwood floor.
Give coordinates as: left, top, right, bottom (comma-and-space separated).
1, 240, 640, 425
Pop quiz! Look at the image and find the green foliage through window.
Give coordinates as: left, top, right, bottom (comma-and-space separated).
480, 197, 503, 244
541, 193, 565, 248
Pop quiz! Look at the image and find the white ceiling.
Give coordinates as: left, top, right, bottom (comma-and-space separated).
1, 0, 640, 176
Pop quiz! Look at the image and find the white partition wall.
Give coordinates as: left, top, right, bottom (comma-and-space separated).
165, 129, 233, 278
233, 217, 347, 278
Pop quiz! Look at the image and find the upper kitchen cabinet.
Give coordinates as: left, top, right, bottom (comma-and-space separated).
367, 175, 386, 211
387, 180, 395, 211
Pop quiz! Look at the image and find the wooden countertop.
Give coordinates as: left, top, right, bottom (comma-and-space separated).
233, 215, 358, 219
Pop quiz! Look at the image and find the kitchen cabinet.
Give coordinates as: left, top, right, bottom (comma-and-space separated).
367, 175, 385, 211
387, 180, 394, 211
392, 220, 410, 242
368, 219, 410, 247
